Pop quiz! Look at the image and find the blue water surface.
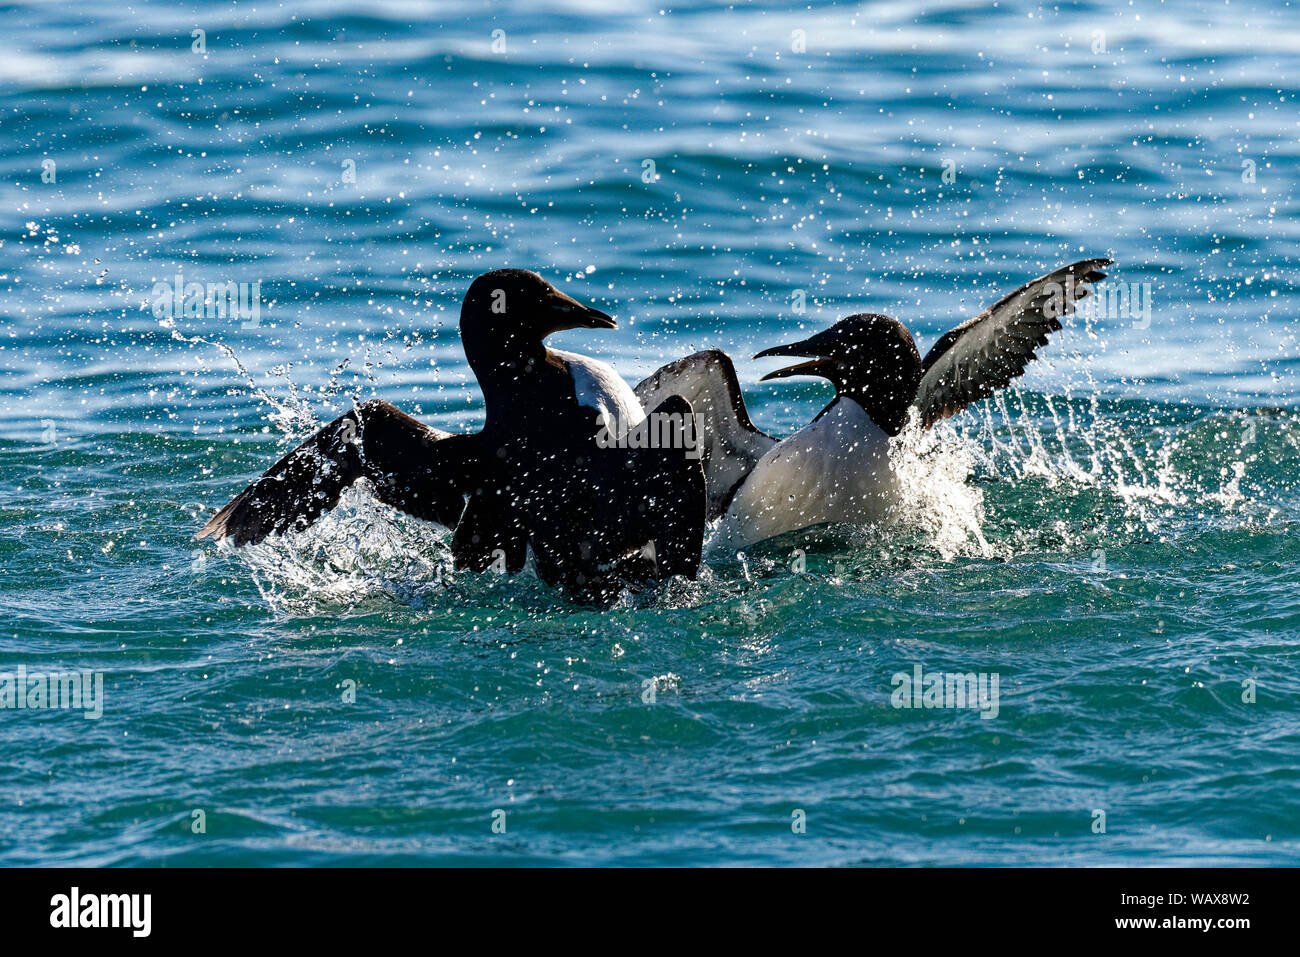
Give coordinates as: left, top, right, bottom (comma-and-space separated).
0, 0, 1297, 865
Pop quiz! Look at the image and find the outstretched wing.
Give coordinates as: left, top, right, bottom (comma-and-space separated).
634, 349, 776, 521
911, 258, 1112, 429
196, 400, 479, 545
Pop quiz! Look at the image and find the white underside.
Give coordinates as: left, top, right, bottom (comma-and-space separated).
553, 349, 645, 431
710, 396, 900, 553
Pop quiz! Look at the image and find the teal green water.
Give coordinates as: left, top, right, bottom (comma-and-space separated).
2, 0, 1298, 865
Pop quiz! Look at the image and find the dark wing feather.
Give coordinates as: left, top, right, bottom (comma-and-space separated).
911, 258, 1112, 429
634, 349, 775, 521
196, 400, 478, 545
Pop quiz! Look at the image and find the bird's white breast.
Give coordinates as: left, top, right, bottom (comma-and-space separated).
711, 396, 899, 552
553, 349, 646, 430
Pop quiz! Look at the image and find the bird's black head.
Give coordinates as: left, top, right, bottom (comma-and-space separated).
460, 269, 615, 370
755, 313, 923, 435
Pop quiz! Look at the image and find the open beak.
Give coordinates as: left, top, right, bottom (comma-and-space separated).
546, 288, 617, 332
754, 335, 833, 381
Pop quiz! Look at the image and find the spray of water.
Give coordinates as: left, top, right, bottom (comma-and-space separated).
888, 416, 990, 560
156, 313, 321, 437
188, 322, 1291, 610
236, 486, 455, 613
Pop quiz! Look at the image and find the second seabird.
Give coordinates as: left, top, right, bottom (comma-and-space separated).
636, 258, 1112, 552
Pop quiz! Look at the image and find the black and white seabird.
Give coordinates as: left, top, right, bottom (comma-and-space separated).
197, 268, 706, 603
634, 258, 1111, 551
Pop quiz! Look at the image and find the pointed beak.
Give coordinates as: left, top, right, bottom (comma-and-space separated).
546, 288, 617, 332
754, 334, 834, 381
758, 356, 834, 382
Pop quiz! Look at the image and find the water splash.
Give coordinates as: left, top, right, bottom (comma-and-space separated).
203, 372, 1296, 614
889, 418, 991, 561
236, 486, 455, 613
